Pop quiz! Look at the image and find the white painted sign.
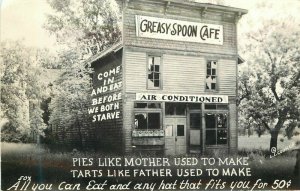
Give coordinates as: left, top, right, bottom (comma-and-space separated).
135, 15, 223, 45
136, 93, 228, 103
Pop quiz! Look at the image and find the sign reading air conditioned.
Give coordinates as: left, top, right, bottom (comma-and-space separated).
135, 15, 223, 45
136, 93, 228, 103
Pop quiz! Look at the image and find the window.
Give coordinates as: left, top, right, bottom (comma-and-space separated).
135, 113, 160, 129
206, 61, 217, 90
134, 102, 161, 109
205, 113, 228, 145
190, 113, 201, 129
147, 56, 161, 89
177, 125, 185, 136
205, 104, 228, 110
165, 103, 186, 115
188, 103, 201, 110
134, 102, 162, 130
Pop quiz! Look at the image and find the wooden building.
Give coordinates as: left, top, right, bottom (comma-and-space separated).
88, 0, 247, 155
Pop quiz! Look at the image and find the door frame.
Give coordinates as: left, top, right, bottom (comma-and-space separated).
187, 105, 203, 153
164, 116, 187, 155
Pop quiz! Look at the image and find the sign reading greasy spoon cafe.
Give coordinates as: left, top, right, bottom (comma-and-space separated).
135, 15, 223, 45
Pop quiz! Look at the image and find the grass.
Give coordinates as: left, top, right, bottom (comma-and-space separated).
1, 137, 300, 190
238, 134, 296, 151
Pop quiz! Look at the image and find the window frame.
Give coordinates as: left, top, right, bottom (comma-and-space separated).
205, 60, 218, 92
204, 112, 229, 146
146, 54, 163, 90
165, 102, 187, 117
134, 102, 162, 130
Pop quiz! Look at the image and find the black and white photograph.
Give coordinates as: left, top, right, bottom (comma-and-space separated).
1, 0, 300, 190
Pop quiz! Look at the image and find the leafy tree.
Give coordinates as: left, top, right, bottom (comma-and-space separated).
45, 0, 121, 57
47, 49, 93, 148
239, 20, 300, 154
0, 41, 47, 142
44, 0, 121, 149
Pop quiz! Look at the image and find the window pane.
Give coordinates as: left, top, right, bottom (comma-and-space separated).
177, 125, 185, 136
135, 113, 147, 129
148, 79, 154, 88
216, 105, 228, 110
211, 61, 217, 68
190, 113, 201, 129
148, 56, 154, 66
148, 113, 160, 129
165, 103, 186, 115
207, 69, 211, 75
206, 82, 210, 90
189, 103, 201, 110
165, 103, 175, 115
217, 114, 227, 128
205, 104, 217, 110
155, 65, 160, 72
211, 76, 216, 82
148, 59, 154, 71
207, 62, 211, 69
154, 57, 160, 65
212, 69, 216, 75
205, 113, 216, 129
154, 73, 160, 80
217, 130, 227, 144
148, 73, 154, 80
206, 130, 216, 145
176, 103, 186, 115
211, 83, 216, 90
134, 102, 147, 108
148, 103, 161, 108
154, 80, 160, 87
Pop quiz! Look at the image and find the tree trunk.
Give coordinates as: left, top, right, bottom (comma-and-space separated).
294, 149, 300, 176
270, 129, 279, 155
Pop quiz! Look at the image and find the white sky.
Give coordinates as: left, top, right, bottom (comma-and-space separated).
1, 0, 300, 49
0, 0, 55, 48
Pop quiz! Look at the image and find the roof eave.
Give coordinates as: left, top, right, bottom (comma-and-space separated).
86, 42, 123, 65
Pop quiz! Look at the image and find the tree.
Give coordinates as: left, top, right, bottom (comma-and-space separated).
45, 0, 121, 57
239, 20, 300, 154
44, 0, 121, 148
0, 41, 47, 142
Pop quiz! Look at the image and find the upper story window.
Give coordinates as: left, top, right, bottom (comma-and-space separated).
206, 61, 217, 90
147, 56, 161, 89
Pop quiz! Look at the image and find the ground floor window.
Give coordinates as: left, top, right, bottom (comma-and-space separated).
205, 113, 228, 145
135, 113, 160, 129
165, 102, 186, 115
134, 102, 162, 130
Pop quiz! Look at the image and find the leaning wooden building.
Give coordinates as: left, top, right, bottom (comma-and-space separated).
86, 0, 247, 155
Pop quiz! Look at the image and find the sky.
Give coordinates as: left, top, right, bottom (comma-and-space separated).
0, 0, 55, 48
1, 0, 300, 49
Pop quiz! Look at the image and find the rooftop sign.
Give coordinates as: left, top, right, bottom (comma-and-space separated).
135, 15, 223, 45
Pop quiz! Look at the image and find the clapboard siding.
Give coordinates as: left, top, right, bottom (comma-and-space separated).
163, 54, 205, 94
125, 51, 237, 96
123, 6, 237, 55
125, 51, 147, 92
123, 94, 136, 153
218, 59, 237, 96
229, 103, 238, 153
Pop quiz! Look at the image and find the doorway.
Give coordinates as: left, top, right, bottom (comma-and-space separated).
189, 111, 202, 153
165, 117, 187, 155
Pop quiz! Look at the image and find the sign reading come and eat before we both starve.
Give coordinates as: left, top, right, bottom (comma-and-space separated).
135, 15, 224, 45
